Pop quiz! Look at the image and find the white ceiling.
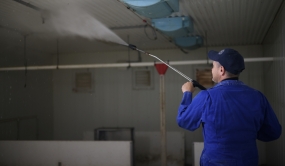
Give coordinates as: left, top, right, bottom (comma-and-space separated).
0, 0, 284, 55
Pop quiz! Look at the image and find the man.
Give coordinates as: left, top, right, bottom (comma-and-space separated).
176, 48, 282, 166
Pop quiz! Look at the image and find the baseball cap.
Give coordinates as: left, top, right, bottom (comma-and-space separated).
208, 48, 245, 75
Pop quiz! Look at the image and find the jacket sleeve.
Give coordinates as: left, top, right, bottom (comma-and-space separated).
257, 95, 282, 142
177, 90, 210, 131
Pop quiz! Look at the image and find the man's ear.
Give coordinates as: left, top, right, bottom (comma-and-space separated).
220, 66, 226, 75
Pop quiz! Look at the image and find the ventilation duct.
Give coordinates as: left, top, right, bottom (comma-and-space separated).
174, 36, 203, 50
121, 0, 179, 18
120, 0, 203, 50
151, 16, 193, 38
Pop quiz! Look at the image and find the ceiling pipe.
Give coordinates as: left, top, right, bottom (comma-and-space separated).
0, 57, 274, 71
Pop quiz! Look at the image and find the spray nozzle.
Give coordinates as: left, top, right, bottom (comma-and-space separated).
128, 44, 137, 50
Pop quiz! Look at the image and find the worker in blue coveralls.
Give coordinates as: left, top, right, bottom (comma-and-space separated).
177, 48, 282, 166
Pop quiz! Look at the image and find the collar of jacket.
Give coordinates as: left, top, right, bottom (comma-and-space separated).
222, 77, 239, 81
215, 79, 244, 87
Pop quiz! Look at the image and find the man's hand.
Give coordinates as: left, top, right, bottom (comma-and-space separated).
182, 82, 195, 93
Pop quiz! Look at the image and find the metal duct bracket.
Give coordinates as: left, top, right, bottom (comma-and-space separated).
151, 16, 193, 38
174, 36, 203, 50
121, 0, 179, 18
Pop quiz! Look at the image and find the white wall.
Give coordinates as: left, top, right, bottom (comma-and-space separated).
135, 131, 184, 166
0, 37, 269, 165
0, 70, 53, 140
0, 32, 55, 140
52, 45, 266, 165
263, 3, 285, 166
0, 141, 132, 166
0, 55, 54, 140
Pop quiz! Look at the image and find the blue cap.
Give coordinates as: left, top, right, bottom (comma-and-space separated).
208, 48, 245, 75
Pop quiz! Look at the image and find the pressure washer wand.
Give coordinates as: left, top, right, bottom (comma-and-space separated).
128, 44, 206, 90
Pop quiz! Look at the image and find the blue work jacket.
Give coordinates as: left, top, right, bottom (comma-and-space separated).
177, 80, 282, 166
